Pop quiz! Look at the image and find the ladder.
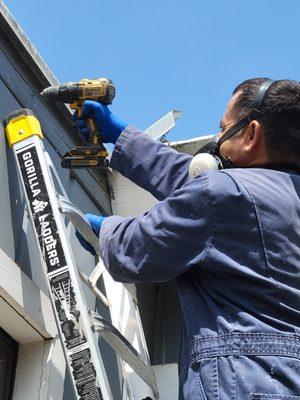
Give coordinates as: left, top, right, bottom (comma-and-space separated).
3, 108, 158, 400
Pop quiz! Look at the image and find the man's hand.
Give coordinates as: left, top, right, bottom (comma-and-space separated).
76, 213, 106, 255
73, 101, 128, 144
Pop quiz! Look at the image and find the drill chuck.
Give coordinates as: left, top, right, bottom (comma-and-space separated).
41, 85, 62, 101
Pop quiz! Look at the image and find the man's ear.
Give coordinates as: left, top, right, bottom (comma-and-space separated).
244, 120, 263, 152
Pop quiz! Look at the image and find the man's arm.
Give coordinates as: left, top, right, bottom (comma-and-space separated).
73, 101, 193, 200
99, 173, 212, 283
111, 126, 193, 200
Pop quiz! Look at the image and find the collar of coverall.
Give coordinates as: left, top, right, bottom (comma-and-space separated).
247, 163, 300, 174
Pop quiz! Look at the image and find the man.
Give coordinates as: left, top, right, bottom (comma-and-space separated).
75, 78, 300, 399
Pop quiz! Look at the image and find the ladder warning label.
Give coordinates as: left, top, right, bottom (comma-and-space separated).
71, 349, 103, 399
17, 145, 103, 400
17, 146, 66, 273
50, 271, 86, 349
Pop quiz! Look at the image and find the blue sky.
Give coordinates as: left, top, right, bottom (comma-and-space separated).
4, 0, 300, 141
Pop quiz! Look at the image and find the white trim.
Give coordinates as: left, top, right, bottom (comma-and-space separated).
0, 247, 56, 342
153, 364, 179, 400
0, 247, 67, 399
13, 339, 66, 400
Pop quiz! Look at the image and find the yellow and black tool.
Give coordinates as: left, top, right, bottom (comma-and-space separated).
41, 78, 115, 169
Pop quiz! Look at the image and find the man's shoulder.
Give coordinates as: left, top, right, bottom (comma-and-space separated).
202, 167, 277, 198
208, 166, 293, 182
187, 169, 246, 202
220, 166, 299, 184
189, 167, 298, 196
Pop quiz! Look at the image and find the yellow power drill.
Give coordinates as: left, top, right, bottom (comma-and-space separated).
41, 78, 115, 169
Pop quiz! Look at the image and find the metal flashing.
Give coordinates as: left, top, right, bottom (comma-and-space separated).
171, 134, 213, 155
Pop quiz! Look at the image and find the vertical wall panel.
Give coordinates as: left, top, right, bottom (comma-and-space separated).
0, 79, 21, 259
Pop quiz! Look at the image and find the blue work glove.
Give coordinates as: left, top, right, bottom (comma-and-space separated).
73, 100, 128, 144
75, 213, 106, 255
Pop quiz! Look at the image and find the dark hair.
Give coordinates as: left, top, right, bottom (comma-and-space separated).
232, 78, 300, 164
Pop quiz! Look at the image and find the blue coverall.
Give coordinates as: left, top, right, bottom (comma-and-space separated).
99, 126, 300, 399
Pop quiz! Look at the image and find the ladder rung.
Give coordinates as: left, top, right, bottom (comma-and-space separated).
90, 311, 158, 398
89, 262, 106, 287
80, 271, 110, 308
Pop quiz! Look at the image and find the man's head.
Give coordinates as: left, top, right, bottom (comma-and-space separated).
219, 78, 300, 168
